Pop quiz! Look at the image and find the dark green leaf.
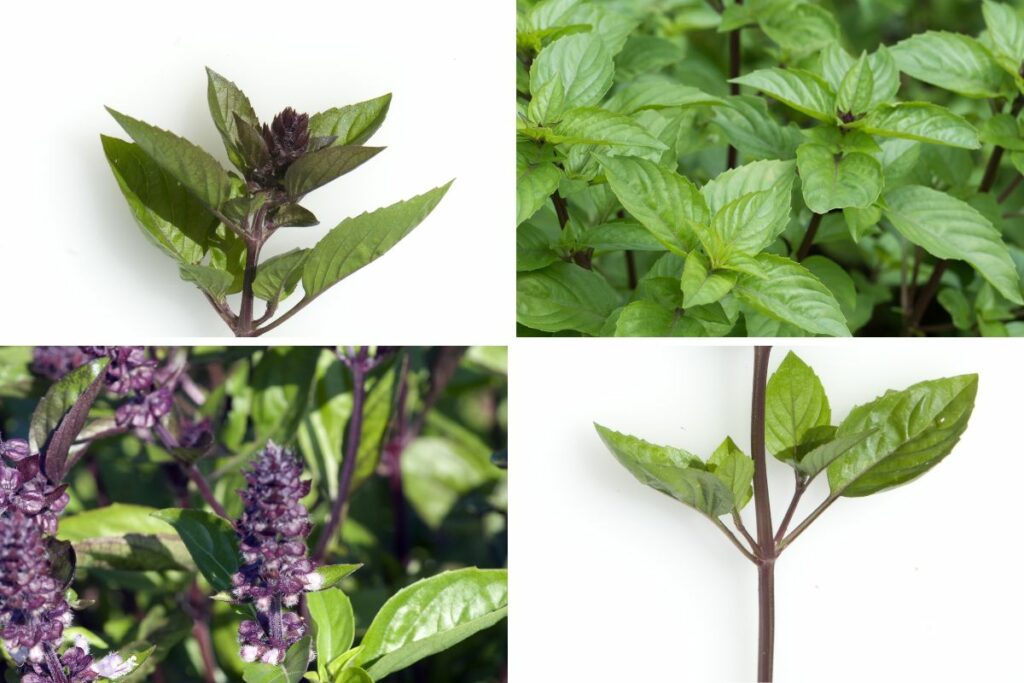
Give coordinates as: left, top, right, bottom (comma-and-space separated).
253, 249, 309, 303
283, 146, 384, 197
273, 204, 319, 228
517, 263, 620, 334
796, 429, 876, 479
242, 635, 311, 683
206, 67, 259, 169
151, 509, 238, 591
58, 504, 193, 572
308, 94, 392, 146
178, 263, 235, 301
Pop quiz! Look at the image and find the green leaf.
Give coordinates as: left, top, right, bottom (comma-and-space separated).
29, 357, 110, 482
529, 33, 613, 120
594, 424, 733, 516
734, 255, 850, 336
151, 509, 238, 591
517, 221, 560, 271
803, 255, 857, 316
983, 1, 1024, 74
891, 31, 1007, 98
308, 94, 392, 146
700, 159, 796, 214
334, 668, 373, 683
178, 263, 235, 301
283, 146, 384, 197
553, 107, 667, 160
836, 53, 874, 115
796, 429, 876, 479
348, 362, 399, 488
101, 136, 218, 264
797, 143, 883, 213
604, 78, 721, 114
614, 301, 704, 337
242, 635, 311, 683
356, 568, 508, 680
582, 221, 665, 252
273, 204, 320, 228
400, 436, 500, 530
597, 156, 705, 255
106, 107, 232, 209
308, 589, 354, 681
861, 103, 980, 149
883, 185, 1023, 304
253, 249, 309, 302
827, 374, 978, 497
730, 68, 835, 122
58, 504, 193, 572
705, 173, 794, 261
820, 45, 899, 109
302, 182, 452, 300
314, 564, 363, 590
681, 251, 736, 308
765, 351, 831, 460
206, 67, 258, 170
517, 262, 620, 335
711, 96, 802, 161
757, 1, 839, 57
517, 158, 561, 226
979, 114, 1024, 151
708, 437, 753, 511
251, 346, 321, 443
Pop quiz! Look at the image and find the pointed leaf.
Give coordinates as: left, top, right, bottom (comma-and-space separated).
58, 504, 194, 572
711, 96, 802, 161
529, 33, 613, 120
151, 509, 239, 592
765, 352, 831, 460
983, 1, 1024, 73
283, 146, 383, 197
272, 204, 319, 228
308, 94, 392, 146
594, 424, 733, 516
730, 68, 835, 122
517, 157, 560, 226
836, 53, 874, 115
302, 181, 452, 299
883, 185, 1023, 304
827, 375, 978, 497
308, 588, 354, 681
356, 568, 508, 680
708, 437, 754, 511
179, 263, 235, 301
734, 255, 850, 336
517, 262, 620, 335
101, 136, 218, 264
206, 67, 258, 168
106, 108, 232, 208
253, 249, 309, 302
862, 103, 980, 149
797, 143, 883, 213
891, 31, 1007, 98
706, 173, 794, 260
681, 251, 736, 308
700, 159, 796, 214
796, 429, 877, 479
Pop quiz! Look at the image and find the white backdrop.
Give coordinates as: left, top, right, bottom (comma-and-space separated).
1, 0, 511, 341
510, 340, 1021, 682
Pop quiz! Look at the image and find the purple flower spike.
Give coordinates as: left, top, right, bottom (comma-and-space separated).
0, 513, 72, 667
232, 442, 320, 663
0, 437, 70, 535
115, 386, 174, 429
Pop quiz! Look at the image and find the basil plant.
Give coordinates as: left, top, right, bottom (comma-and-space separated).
102, 69, 452, 336
596, 347, 977, 680
517, 0, 1024, 336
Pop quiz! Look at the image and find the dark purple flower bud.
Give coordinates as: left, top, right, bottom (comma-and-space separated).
114, 387, 173, 429
0, 513, 72, 666
30, 348, 98, 382
0, 436, 31, 462
102, 346, 157, 396
262, 108, 310, 169
0, 443, 69, 535
231, 442, 319, 663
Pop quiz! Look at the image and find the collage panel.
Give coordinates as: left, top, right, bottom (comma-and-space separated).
0, 346, 507, 681
511, 340, 1021, 680
516, 0, 1024, 338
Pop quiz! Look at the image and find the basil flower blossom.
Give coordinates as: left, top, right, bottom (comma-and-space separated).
231, 442, 322, 664
0, 435, 69, 535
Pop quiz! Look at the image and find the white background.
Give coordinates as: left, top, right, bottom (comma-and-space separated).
1, 0, 511, 341
510, 340, 1022, 682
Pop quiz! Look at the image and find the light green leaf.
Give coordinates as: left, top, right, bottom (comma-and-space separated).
758, 2, 839, 57
730, 68, 835, 122
179, 263, 234, 301
314, 564, 362, 590
682, 251, 736, 308
706, 173, 793, 260
251, 346, 321, 443
700, 159, 796, 214
356, 568, 508, 680
797, 143, 883, 213
614, 301, 702, 337
595, 424, 733, 515
106, 107, 232, 209
796, 429, 876, 479
58, 504, 193, 572
308, 589, 354, 681
283, 146, 384, 197
253, 249, 309, 302
517, 221, 560, 271
803, 255, 858, 315
205, 67, 258, 169
347, 363, 399, 488
308, 94, 392, 147
711, 96, 802, 161
582, 221, 665, 252
401, 436, 499, 530
151, 509, 238, 592
597, 155, 706, 255
102, 136, 218, 264
517, 263, 620, 335
979, 114, 1024, 151
765, 351, 831, 460
821, 44, 898, 108
517, 158, 561, 226
242, 635, 311, 683
883, 185, 1023, 304
827, 375, 978, 497
554, 107, 667, 160
891, 31, 1007, 98
604, 78, 721, 114
302, 182, 452, 300
734, 254, 850, 336
983, 1, 1024, 74
836, 53, 874, 115
708, 437, 753, 511
529, 33, 613, 120
862, 103, 980, 149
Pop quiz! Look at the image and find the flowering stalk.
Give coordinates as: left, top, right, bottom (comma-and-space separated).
231, 443, 321, 665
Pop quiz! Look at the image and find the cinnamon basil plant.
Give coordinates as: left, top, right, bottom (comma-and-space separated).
102, 69, 452, 336
596, 347, 977, 681
0, 347, 507, 682
517, 0, 1024, 336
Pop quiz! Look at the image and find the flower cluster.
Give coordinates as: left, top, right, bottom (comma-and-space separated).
31, 346, 174, 429
0, 434, 69, 535
231, 442, 321, 664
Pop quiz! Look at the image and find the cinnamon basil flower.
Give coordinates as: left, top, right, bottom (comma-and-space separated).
114, 386, 173, 429
32, 346, 157, 397
231, 442, 321, 664
0, 436, 69, 535
0, 512, 72, 666
262, 108, 310, 171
